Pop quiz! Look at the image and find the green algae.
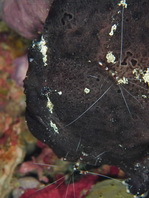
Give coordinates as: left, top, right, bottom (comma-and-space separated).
87, 179, 134, 198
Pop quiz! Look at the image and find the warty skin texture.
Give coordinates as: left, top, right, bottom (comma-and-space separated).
24, 0, 149, 196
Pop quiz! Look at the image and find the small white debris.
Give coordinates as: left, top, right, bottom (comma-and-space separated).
54, 90, 63, 95
82, 152, 88, 156
117, 77, 128, 84
109, 24, 117, 36
142, 95, 147, 99
126, 188, 131, 193
106, 51, 116, 64
132, 69, 139, 78
98, 61, 103, 66
38, 35, 48, 66
118, 0, 127, 8
135, 163, 141, 168
46, 95, 54, 114
32, 41, 36, 48
133, 193, 147, 198
75, 162, 80, 167
84, 88, 90, 94
111, 72, 116, 76
122, 181, 126, 185
58, 91, 62, 95
29, 58, 34, 62
138, 192, 149, 198
122, 180, 130, 194
132, 68, 144, 82
50, 121, 59, 134
143, 68, 149, 85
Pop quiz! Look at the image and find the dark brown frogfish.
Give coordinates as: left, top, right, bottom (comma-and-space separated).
24, 0, 149, 197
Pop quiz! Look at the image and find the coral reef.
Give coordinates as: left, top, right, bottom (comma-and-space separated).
0, 21, 34, 198
0, 0, 53, 39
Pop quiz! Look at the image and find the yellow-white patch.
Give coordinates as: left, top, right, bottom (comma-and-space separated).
82, 152, 88, 156
132, 68, 144, 82
50, 121, 59, 134
143, 68, 149, 85
118, 0, 127, 8
142, 95, 147, 99
84, 88, 90, 94
106, 51, 116, 64
98, 61, 103, 66
117, 77, 128, 84
38, 36, 48, 66
109, 24, 117, 36
46, 95, 54, 114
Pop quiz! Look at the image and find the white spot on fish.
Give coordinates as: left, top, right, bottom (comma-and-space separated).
143, 68, 149, 85
117, 77, 128, 84
58, 91, 62, 95
46, 95, 54, 114
106, 51, 116, 64
119, 144, 123, 148
84, 88, 90, 94
29, 58, 34, 62
142, 95, 147, 99
38, 35, 48, 66
109, 24, 117, 36
132, 68, 144, 82
118, 0, 127, 8
82, 152, 88, 156
98, 61, 103, 66
50, 120, 59, 134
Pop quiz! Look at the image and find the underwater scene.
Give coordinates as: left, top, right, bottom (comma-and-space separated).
0, 0, 149, 198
